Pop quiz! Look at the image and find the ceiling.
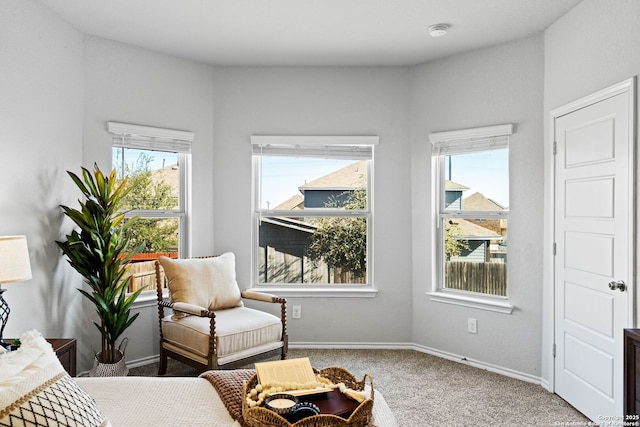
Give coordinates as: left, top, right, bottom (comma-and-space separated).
39, 0, 582, 66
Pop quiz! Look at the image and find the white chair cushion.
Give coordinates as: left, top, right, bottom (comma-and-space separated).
162, 306, 282, 360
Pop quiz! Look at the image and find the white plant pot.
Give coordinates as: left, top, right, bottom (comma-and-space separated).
89, 338, 129, 377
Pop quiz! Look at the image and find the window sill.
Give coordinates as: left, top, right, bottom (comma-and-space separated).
250, 286, 378, 298
131, 290, 167, 308
426, 291, 514, 314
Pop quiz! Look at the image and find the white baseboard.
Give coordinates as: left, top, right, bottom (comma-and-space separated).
410, 343, 542, 385
126, 355, 160, 369
291, 341, 542, 385
289, 342, 414, 350
120, 342, 544, 387
77, 355, 161, 377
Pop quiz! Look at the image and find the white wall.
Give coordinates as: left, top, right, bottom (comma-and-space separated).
15, 0, 638, 383
542, 0, 640, 385
410, 34, 545, 378
211, 66, 414, 344
81, 37, 215, 370
0, 0, 84, 344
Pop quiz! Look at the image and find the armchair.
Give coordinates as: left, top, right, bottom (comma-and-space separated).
155, 253, 287, 374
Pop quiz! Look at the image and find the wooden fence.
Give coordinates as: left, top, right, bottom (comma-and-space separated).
125, 260, 159, 293
259, 246, 365, 284
445, 261, 507, 296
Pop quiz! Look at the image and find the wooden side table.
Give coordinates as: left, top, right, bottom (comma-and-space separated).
7, 337, 77, 377
48, 338, 77, 377
624, 329, 640, 417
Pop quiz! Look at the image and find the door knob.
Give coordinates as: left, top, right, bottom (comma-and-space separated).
608, 280, 626, 292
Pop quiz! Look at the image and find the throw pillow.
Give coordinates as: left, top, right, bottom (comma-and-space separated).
159, 252, 243, 311
0, 330, 110, 427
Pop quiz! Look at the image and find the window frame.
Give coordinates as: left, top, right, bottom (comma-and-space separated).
428, 124, 515, 314
108, 122, 193, 299
250, 135, 378, 298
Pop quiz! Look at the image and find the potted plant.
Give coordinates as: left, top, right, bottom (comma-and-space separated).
57, 164, 143, 376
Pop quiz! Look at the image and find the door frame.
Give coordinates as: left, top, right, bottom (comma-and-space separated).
543, 77, 637, 394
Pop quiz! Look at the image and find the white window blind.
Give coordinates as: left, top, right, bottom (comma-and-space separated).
251, 135, 378, 160
108, 122, 193, 153
430, 124, 513, 155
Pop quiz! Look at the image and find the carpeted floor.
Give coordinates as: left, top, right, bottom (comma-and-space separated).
128, 348, 590, 426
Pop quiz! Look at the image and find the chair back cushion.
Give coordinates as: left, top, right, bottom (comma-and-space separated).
159, 253, 243, 311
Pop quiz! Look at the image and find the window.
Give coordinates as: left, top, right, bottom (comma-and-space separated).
251, 136, 378, 295
430, 124, 513, 311
108, 122, 192, 295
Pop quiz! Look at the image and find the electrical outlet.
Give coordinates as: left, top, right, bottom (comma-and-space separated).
468, 318, 477, 334
292, 305, 302, 319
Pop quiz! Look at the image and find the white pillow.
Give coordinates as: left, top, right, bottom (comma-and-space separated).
159, 252, 243, 311
0, 330, 110, 427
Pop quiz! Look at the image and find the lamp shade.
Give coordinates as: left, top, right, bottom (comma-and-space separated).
0, 236, 32, 284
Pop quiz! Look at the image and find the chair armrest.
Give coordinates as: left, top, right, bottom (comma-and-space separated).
172, 302, 214, 317
241, 291, 285, 304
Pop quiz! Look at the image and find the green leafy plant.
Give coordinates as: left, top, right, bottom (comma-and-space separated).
444, 220, 470, 260
307, 188, 367, 280
57, 165, 143, 364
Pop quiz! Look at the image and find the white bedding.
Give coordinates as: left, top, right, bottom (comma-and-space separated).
76, 376, 399, 427
76, 377, 240, 427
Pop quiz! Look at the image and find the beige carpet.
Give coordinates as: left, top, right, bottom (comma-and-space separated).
128, 348, 590, 426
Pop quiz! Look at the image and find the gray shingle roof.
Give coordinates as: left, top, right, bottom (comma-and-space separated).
299, 160, 367, 191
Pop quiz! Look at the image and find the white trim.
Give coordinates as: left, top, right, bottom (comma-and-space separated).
544, 77, 637, 395
431, 125, 512, 304
411, 343, 541, 385
426, 291, 514, 314
119, 342, 542, 386
430, 124, 513, 155
429, 124, 513, 143
248, 287, 378, 298
289, 342, 413, 350
108, 122, 194, 142
251, 135, 379, 146
251, 136, 375, 289
132, 289, 168, 308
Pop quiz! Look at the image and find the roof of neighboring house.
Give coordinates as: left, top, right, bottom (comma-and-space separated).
299, 160, 367, 192
445, 180, 469, 190
462, 192, 506, 211
273, 194, 304, 210
448, 218, 502, 240
151, 163, 179, 191
259, 216, 317, 233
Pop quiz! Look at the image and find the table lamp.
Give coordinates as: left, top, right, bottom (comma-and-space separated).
0, 235, 32, 349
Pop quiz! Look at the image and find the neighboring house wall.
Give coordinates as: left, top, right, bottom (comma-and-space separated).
445, 191, 463, 210
450, 240, 487, 263
303, 190, 351, 208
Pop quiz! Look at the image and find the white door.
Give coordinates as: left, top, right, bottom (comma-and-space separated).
554, 80, 635, 421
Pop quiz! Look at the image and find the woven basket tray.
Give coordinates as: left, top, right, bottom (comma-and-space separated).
242, 366, 374, 427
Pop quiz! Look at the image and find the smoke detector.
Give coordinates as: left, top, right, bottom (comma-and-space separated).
429, 24, 450, 37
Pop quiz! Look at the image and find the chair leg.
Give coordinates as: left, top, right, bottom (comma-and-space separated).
158, 347, 168, 375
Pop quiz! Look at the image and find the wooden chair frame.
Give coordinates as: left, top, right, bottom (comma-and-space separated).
155, 260, 288, 374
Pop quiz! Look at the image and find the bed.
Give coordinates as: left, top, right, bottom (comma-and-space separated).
1, 332, 397, 427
